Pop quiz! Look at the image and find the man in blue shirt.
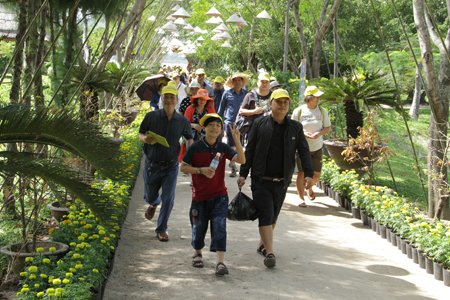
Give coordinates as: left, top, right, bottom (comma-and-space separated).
218, 72, 248, 177
139, 85, 193, 242
213, 76, 225, 113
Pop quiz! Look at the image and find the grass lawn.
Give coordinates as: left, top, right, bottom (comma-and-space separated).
365, 108, 431, 209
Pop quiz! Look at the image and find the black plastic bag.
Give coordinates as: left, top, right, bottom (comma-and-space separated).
227, 188, 258, 221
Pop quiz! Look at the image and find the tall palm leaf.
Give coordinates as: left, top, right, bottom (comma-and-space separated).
310, 74, 399, 139
0, 104, 129, 226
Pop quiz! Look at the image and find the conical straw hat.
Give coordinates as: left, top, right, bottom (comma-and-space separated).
221, 41, 232, 48
206, 16, 221, 24
174, 17, 187, 26
206, 7, 221, 17
219, 31, 232, 39
161, 21, 178, 31
225, 13, 242, 24
214, 23, 229, 31
172, 7, 191, 18
256, 10, 272, 20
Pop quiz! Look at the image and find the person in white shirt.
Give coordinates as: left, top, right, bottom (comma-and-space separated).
291, 86, 331, 207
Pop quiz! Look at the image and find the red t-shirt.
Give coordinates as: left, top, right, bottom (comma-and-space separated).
182, 139, 237, 201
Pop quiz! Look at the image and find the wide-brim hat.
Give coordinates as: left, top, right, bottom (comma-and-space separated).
185, 80, 202, 95
270, 89, 292, 102
199, 113, 223, 127
190, 89, 213, 104
225, 72, 249, 88
305, 86, 324, 97
269, 81, 280, 89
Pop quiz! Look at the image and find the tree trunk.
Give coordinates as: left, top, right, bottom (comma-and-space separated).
34, 0, 47, 106
99, 0, 147, 70
246, 14, 256, 74
283, 0, 291, 72
409, 63, 422, 120
333, 13, 339, 78
24, 0, 38, 105
10, 0, 29, 103
49, 1, 58, 102
123, 0, 145, 64
414, 0, 450, 219
311, 0, 343, 78
65, 6, 78, 71
102, 15, 110, 53
344, 100, 363, 139
293, 0, 312, 80
82, 9, 90, 65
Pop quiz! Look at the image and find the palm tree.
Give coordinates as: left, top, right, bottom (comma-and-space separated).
0, 104, 129, 236
310, 72, 400, 139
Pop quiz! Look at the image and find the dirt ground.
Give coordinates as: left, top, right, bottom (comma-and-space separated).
103, 158, 449, 300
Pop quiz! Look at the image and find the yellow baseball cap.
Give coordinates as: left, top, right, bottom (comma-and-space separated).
258, 73, 270, 81
305, 86, 324, 97
270, 76, 277, 81
214, 76, 225, 83
270, 89, 292, 102
199, 113, 223, 127
161, 84, 178, 95
195, 68, 206, 75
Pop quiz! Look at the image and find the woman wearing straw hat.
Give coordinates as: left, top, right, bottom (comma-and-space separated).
291, 86, 331, 207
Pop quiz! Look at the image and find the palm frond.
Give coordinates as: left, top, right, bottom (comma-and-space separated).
0, 104, 127, 180
0, 151, 122, 227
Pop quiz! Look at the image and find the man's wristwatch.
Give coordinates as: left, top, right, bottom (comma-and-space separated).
196, 167, 201, 175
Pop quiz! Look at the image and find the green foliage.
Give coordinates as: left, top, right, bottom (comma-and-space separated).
0, 41, 15, 75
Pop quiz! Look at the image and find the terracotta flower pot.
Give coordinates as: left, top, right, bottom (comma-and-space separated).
0, 241, 69, 275
46, 201, 70, 222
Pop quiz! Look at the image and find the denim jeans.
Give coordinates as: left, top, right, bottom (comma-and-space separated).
190, 194, 229, 252
143, 158, 179, 233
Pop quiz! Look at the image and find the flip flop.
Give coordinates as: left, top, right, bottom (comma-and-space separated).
298, 202, 307, 207
308, 190, 316, 201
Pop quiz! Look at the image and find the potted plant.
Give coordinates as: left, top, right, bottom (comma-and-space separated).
310, 72, 399, 171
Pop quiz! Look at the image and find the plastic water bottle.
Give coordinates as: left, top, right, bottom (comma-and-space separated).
206, 153, 221, 178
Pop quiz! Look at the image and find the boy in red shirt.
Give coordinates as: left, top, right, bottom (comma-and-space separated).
180, 113, 245, 276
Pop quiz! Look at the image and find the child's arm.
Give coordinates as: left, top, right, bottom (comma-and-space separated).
229, 123, 246, 164
180, 162, 215, 177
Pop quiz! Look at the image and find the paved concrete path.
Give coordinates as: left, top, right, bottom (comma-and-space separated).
103, 158, 448, 300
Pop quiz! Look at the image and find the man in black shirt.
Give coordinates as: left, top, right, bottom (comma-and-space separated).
237, 89, 314, 268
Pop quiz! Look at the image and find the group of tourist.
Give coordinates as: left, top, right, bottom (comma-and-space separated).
138, 67, 331, 276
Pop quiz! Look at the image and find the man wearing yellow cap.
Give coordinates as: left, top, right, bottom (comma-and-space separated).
237, 89, 313, 268
213, 76, 225, 112
237, 73, 272, 140
139, 84, 194, 242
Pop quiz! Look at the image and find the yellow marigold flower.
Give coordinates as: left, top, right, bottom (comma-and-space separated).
101, 240, 106, 244
66, 272, 73, 277
53, 279, 61, 285
43, 258, 50, 263
36, 247, 45, 252
28, 266, 38, 273
93, 269, 99, 273
69, 268, 76, 272
104, 237, 110, 241
63, 278, 70, 284
20, 272, 28, 277
49, 247, 56, 252
37, 292, 44, 297
21, 288, 29, 293
78, 236, 85, 241
25, 257, 33, 262
35, 284, 40, 288
29, 274, 36, 279
75, 264, 83, 269
99, 230, 106, 235
57, 260, 64, 265
63, 220, 71, 224
40, 273, 47, 278
47, 288, 55, 293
